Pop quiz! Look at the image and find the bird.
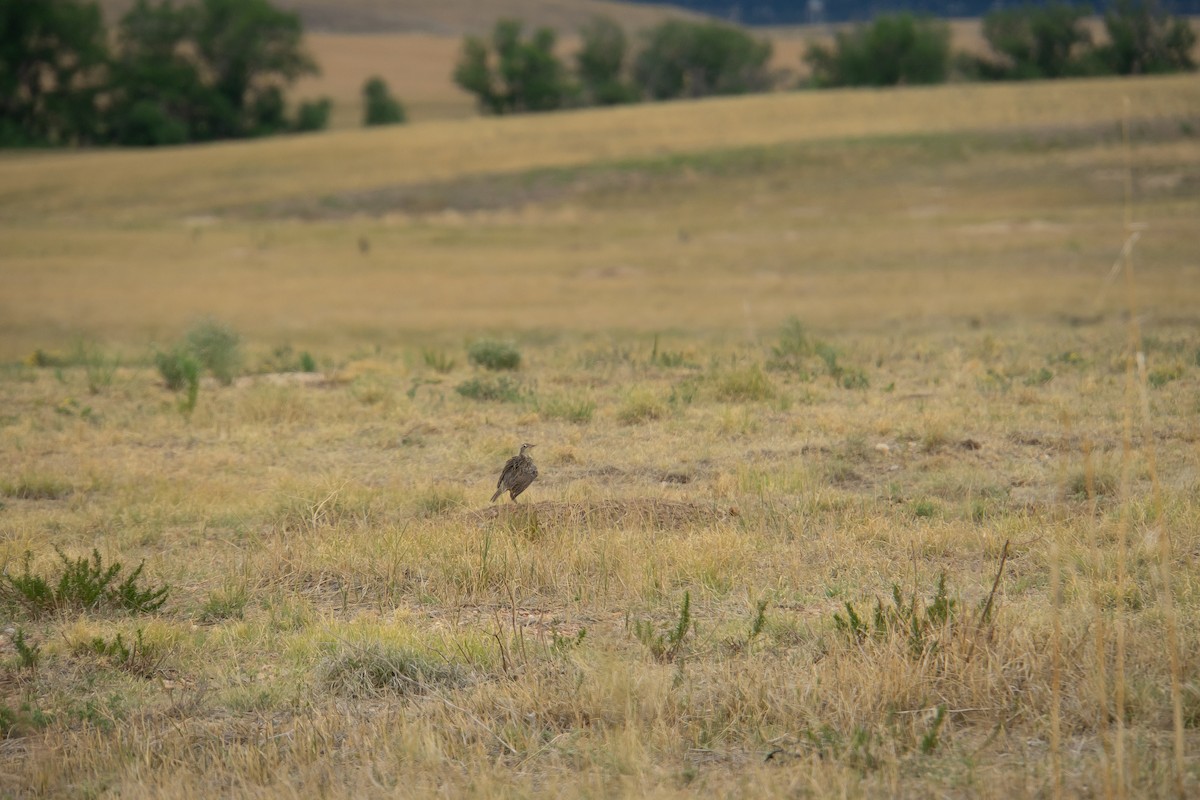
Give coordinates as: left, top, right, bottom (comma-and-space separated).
491, 443, 538, 503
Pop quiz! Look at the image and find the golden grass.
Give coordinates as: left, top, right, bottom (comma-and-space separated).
2, 75, 1199, 797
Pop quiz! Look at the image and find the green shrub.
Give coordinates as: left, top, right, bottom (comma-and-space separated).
76, 628, 162, 677
632, 592, 693, 663
833, 574, 957, 657
185, 318, 242, 385
362, 76, 407, 125
768, 317, 813, 370
13, 628, 40, 670
2, 549, 169, 617
155, 347, 201, 414
155, 347, 200, 390
912, 499, 938, 518
468, 339, 521, 371
455, 376, 529, 403
294, 97, 332, 132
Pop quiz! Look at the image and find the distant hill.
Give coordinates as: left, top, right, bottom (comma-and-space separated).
93, 0, 705, 34
624, 0, 1200, 25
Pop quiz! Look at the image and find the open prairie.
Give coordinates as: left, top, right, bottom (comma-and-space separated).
2, 73, 1199, 798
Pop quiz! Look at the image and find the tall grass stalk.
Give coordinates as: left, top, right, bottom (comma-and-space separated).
1118, 97, 1185, 799
1083, 441, 1115, 800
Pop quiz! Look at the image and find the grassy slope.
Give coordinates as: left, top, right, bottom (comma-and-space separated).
1, 75, 1199, 798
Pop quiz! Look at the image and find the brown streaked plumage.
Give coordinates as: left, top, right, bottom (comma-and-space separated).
491, 443, 538, 503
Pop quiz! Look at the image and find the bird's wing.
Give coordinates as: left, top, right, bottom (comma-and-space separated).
496, 456, 519, 488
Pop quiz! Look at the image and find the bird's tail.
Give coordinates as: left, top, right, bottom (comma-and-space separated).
490, 487, 502, 502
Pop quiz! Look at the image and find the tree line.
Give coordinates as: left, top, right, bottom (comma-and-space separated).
455, 1, 1196, 113
3, 0, 1194, 146
1, 0, 408, 147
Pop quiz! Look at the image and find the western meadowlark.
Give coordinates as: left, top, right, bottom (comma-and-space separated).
491, 443, 538, 503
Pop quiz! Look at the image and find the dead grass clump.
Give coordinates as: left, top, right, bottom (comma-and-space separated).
713, 364, 777, 402
617, 389, 667, 423
537, 393, 596, 423
0, 474, 73, 500
317, 641, 466, 698
413, 484, 467, 516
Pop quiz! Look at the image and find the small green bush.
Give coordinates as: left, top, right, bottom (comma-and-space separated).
833, 574, 957, 658
155, 347, 201, 415
468, 340, 521, 371
13, 628, 40, 670
455, 376, 529, 403
2, 549, 169, 617
185, 318, 242, 385
768, 317, 813, 371
155, 347, 200, 391
912, 499, 939, 518
76, 628, 162, 677
632, 592, 693, 663
294, 98, 332, 132
362, 76, 407, 126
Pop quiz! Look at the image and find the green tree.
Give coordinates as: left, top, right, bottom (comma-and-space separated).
978, 3, 1094, 79
105, 0, 323, 144
294, 97, 332, 132
106, 0, 234, 145
576, 16, 638, 105
805, 13, 950, 88
632, 20, 774, 100
453, 19, 572, 114
1096, 0, 1196, 75
0, 0, 109, 145
362, 76, 407, 125
191, 0, 319, 135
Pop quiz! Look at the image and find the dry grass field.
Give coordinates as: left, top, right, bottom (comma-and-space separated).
2, 71, 1200, 798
